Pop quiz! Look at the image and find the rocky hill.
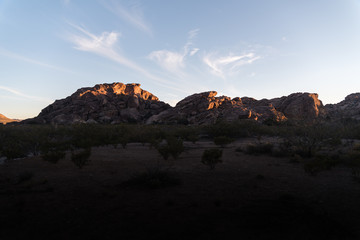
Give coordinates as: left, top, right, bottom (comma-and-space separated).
147, 91, 324, 124
325, 93, 360, 121
0, 114, 19, 125
24, 83, 170, 124
23, 82, 328, 125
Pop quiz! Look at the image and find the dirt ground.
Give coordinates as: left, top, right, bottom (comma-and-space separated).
1, 139, 360, 240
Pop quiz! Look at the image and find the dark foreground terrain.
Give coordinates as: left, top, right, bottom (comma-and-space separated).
1, 139, 360, 240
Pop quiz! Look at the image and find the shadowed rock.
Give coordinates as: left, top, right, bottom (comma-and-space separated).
147, 91, 325, 124
147, 91, 288, 124
325, 93, 360, 121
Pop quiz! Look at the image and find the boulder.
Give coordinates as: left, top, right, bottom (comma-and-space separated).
270, 93, 324, 119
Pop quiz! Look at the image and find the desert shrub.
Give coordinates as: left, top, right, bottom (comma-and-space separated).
323, 137, 342, 147
244, 143, 273, 155
185, 133, 199, 144
148, 137, 162, 149
303, 154, 340, 176
156, 136, 184, 160
201, 148, 223, 170
173, 126, 200, 143
1, 140, 28, 159
287, 124, 332, 158
157, 144, 170, 160
42, 150, 66, 164
122, 167, 181, 189
206, 121, 246, 138
118, 136, 129, 149
71, 148, 91, 169
271, 139, 294, 157
213, 136, 234, 148
342, 147, 360, 180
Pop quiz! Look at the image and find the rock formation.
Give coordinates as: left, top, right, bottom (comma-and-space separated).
269, 93, 325, 119
0, 114, 19, 125
23, 83, 170, 124
21, 82, 329, 125
325, 93, 360, 121
146, 91, 323, 124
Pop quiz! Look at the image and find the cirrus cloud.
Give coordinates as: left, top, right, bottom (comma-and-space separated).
203, 52, 261, 78
67, 22, 189, 93
148, 29, 200, 75
102, 0, 152, 35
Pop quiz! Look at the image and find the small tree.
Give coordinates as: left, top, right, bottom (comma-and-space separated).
71, 148, 91, 169
201, 148, 223, 170
156, 136, 184, 160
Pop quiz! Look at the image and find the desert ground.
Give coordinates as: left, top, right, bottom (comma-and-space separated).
1, 139, 360, 240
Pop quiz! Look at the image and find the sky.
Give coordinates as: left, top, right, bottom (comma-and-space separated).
1, 0, 360, 119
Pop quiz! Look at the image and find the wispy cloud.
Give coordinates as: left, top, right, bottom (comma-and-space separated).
0, 85, 52, 103
203, 52, 261, 78
190, 48, 199, 56
148, 29, 200, 75
0, 48, 71, 73
148, 50, 185, 74
102, 0, 151, 35
62, 0, 70, 6
67, 23, 188, 92
184, 28, 199, 55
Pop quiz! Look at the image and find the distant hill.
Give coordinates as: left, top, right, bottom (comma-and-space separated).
0, 114, 19, 124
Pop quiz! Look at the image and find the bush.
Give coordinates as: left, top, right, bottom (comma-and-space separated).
156, 136, 184, 160
303, 154, 340, 175
1, 141, 28, 159
201, 148, 223, 170
244, 143, 273, 155
71, 148, 91, 169
272, 139, 293, 157
213, 136, 234, 148
186, 134, 199, 144
343, 149, 360, 180
118, 136, 129, 149
42, 150, 66, 164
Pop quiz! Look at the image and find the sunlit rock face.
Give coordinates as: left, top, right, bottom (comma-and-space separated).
22, 82, 327, 125
24, 83, 169, 124
147, 91, 324, 124
0, 114, 19, 125
147, 91, 288, 124
269, 93, 325, 120
325, 93, 360, 121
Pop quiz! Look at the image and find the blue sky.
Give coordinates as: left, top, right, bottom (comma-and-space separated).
1, 0, 360, 119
